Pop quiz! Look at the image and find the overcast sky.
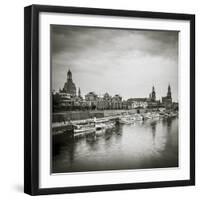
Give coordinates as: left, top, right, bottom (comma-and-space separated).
51, 25, 178, 102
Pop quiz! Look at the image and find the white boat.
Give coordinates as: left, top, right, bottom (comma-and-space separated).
119, 115, 135, 124
143, 112, 152, 120
169, 112, 178, 117
73, 119, 116, 137
104, 122, 115, 129
95, 123, 106, 131
74, 124, 95, 136
134, 114, 143, 121
164, 112, 178, 118
151, 113, 160, 119
143, 112, 160, 120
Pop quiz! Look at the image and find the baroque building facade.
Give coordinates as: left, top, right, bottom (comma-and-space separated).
53, 69, 176, 111
127, 98, 148, 109
55, 69, 84, 110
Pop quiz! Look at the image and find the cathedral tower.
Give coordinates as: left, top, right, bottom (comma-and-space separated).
151, 86, 156, 101
167, 84, 172, 99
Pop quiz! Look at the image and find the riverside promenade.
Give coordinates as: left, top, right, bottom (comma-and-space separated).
52, 109, 178, 136
53, 109, 143, 123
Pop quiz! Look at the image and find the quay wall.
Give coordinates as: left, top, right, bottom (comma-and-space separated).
52, 111, 104, 122
53, 108, 148, 122
103, 109, 146, 116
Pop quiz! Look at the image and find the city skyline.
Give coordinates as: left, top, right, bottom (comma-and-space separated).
55, 69, 175, 102
52, 25, 178, 101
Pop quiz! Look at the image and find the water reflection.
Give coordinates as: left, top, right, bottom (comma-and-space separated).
52, 117, 178, 173
150, 120, 156, 145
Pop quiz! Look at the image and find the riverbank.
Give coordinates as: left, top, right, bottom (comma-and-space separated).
52, 110, 178, 137
52, 109, 147, 122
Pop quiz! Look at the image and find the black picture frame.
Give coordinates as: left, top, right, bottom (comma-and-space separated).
24, 4, 195, 195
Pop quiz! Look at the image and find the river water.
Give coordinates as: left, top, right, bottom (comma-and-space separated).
52, 117, 178, 173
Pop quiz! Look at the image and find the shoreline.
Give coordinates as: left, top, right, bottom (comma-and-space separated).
52, 110, 178, 136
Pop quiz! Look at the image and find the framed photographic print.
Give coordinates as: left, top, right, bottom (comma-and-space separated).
24, 4, 195, 195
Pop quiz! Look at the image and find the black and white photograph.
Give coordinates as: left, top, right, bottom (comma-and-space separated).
51, 25, 179, 173
23, 4, 195, 195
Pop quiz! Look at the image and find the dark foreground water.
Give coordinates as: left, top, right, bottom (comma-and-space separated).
52, 117, 178, 173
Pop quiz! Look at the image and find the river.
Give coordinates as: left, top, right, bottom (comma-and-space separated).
52, 117, 178, 173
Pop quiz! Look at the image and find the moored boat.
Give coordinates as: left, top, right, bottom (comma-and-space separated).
119, 115, 135, 124
73, 124, 95, 137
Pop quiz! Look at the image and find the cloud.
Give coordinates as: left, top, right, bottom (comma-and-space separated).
51, 25, 178, 101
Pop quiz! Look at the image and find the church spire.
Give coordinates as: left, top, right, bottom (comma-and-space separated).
168, 84, 171, 91
78, 87, 81, 97
67, 69, 72, 81
151, 86, 156, 101
167, 84, 171, 98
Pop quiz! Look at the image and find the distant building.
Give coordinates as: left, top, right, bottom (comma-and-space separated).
59, 92, 74, 108
127, 98, 148, 109
149, 86, 156, 101
53, 69, 84, 111
53, 70, 176, 112
85, 92, 98, 102
78, 87, 82, 100
172, 102, 178, 111
111, 94, 122, 109
122, 100, 128, 109
85, 92, 98, 109
162, 85, 173, 109
96, 93, 128, 110
147, 86, 160, 108
103, 93, 112, 109
96, 97, 105, 110
62, 70, 76, 97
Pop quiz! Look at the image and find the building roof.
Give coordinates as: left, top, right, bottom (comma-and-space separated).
127, 98, 147, 102
63, 80, 76, 93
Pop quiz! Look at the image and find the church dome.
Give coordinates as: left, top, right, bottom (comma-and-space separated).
63, 81, 76, 94
62, 69, 76, 96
